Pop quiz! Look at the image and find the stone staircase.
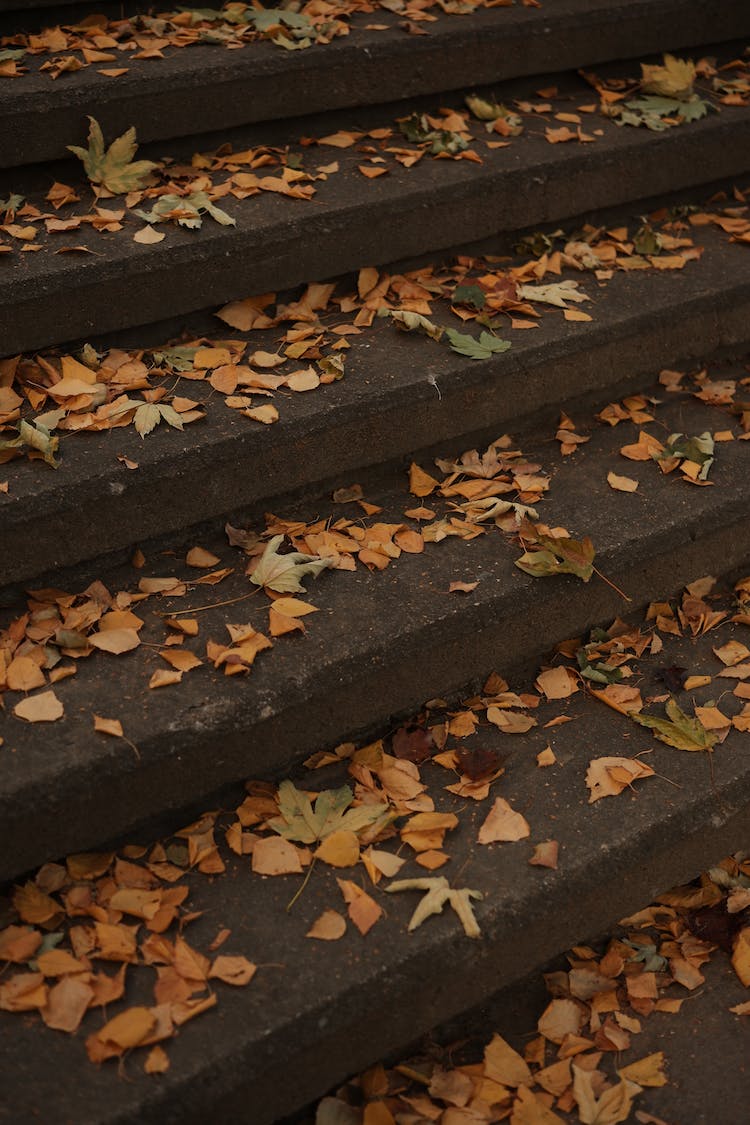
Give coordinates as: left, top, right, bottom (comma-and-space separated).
1, 1, 750, 1121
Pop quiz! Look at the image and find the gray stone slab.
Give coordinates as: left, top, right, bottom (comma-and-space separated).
4, 0, 750, 167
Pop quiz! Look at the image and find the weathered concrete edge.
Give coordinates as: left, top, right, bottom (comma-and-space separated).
4, 0, 750, 167
4, 258, 750, 586
3, 491, 749, 884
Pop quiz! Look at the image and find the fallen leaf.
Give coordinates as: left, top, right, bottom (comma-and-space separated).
386, 876, 482, 938
529, 841, 559, 869
13, 691, 64, 723
478, 798, 530, 843
607, 471, 639, 492
586, 757, 655, 802
306, 910, 347, 941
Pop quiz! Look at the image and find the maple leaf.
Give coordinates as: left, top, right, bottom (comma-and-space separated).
386, 876, 483, 938
632, 697, 717, 751
268, 781, 391, 845
641, 54, 696, 100
68, 118, 158, 194
515, 530, 595, 583
445, 328, 511, 359
248, 535, 334, 593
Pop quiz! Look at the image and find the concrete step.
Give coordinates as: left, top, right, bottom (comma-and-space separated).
2, 362, 750, 879
2, 53, 750, 355
4, 0, 750, 166
1, 580, 749, 1123
2, 191, 750, 585
299, 871, 750, 1125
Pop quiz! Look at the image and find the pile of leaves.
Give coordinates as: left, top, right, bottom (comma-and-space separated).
313, 856, 750, 1125
2, 570, 750, 1077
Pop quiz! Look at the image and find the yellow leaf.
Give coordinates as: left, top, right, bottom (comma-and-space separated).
208, 955, 257, 986
149, 668, 183, 689
270, 597, 318, 618
732, 928, 750, 986
607, 471, 639, 492
186, 546, 220, 568
133, 226, 165, 245
315, 830, 360, 868
6, 655, 45, 692
484, 1032, 532, 1087
478, 798, 530, 844
89, 628, 140, 654
306, 909, 347, 941
93, 715, 124, 738
586, 756, 654, 802
618, 1051, 667, 1087
251, 836, 303, 876
13, 690, 64, 723
409, 462, 439, 497
535, 666, 579, 700
245, 404, 279, 425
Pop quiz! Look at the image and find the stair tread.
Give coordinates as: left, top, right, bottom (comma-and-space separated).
2, 205, 750, 585
1, 585, 749, 1124
2, 367, 750, 877
4, 0, 750, 167
2, 57, 750, 355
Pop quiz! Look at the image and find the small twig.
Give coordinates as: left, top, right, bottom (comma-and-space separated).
593, 565, 632, 602
157, 588, 260, 617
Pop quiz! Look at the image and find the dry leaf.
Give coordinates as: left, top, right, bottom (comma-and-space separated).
306, 910, 347, 941
607, 471, 639, 492
586, 757, 655, 802
478, 798, 530, 844
13, 691, 64, 723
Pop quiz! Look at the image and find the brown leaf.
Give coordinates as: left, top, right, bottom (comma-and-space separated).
208, 955, 257, 986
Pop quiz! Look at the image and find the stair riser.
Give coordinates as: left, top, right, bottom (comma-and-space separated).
5, 1, 750, 166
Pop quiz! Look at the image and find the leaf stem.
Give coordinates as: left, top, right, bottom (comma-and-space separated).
157, 588, 260, 617
286, 856, 316, 913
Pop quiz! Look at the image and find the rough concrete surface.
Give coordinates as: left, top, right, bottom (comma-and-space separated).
2, 381, 749, 878
2, 216, 750, 585
1, 623, 749, 1124
4, 0, 750, 166
2, 83, 750, 356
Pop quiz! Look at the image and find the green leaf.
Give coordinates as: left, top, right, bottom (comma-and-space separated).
445, 328, 511, 360
632, 697, 717, 751
515, 532, 595, 583
135, 190, 235, 229
0, 193, 25, 214
577, 646, 624, 684
268, 781, 391, 845
611, 94, 710, 130
452, 284, 486, 310
68, 117, 158, 194
658, 431, 714, 478
150, 345, 199, 371
633, 224, 663, 255
157, 404, 185, 431
249, 534, 334, 593
0, 48, 25, 62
